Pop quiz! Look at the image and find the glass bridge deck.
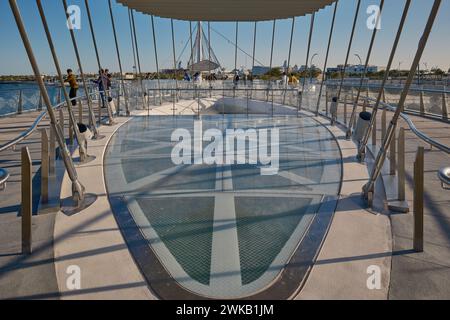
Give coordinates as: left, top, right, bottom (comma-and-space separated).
104, 114, 342, 299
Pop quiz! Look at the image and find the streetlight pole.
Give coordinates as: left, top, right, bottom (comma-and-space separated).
355, 53, 362, 66
310, 53, 318, 83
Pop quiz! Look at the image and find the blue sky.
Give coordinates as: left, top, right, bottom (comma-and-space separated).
0, 0, 449, 75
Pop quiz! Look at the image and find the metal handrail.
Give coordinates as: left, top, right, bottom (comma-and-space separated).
325, 81, 449, 94
366, 97, 450, 154
0, 89, 109, 153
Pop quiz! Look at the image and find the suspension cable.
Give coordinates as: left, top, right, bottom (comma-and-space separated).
346, 0, 385, 138
36, 0, 86, 161
130, 9, 147, 108
299, 13, 315, 114
84, 0, 114, 125
61, 0, 99, 138
171, 19, 178, 116
358, 0, 412, 160
336, 0, 362, 102
10, 0, 85, 202
151, 15, 162, 105
108, 0, 130, 116
315, 1, 339, 116
364, 0, 442, 203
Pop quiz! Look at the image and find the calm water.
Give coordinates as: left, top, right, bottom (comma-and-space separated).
0, 82, 64, 116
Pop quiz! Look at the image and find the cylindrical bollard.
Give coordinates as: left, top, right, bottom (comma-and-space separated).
413, 146, 424, 252
353, 111, 372, 143
21, 147, 32, 254
330, 97, 338, 126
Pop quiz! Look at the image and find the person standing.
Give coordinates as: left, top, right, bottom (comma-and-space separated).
66, 69, 78, 106
93, 69, 109, 108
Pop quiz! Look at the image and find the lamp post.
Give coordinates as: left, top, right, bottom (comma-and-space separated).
354, 53, 362, 66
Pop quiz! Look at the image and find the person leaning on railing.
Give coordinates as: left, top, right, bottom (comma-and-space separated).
65, 69, 79, 106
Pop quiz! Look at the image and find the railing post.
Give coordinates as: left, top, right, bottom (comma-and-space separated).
78, 98, 83, 123
363, 98, 367, 113
17, 90, 23, 114
49, 126, 56, 176
57, 87, 62, 105
116, 87, 121, 116
98, 93, 102, 125
390, 128, 396, 175
325, 91, 329, 116
59, 108, 64, 135
38, 92, 43, 111
413, 146, 424, 252
21, 147, 32, 254
344, 95, 348, 125
372, 112, 377, 146
419, 90, 425, 115
381, 108, 387, 140
398, 127, 406, 202
382, 88, 386, 103
442, 92, 448, 120
69, 121, 74, 145
41, 129, 49, 204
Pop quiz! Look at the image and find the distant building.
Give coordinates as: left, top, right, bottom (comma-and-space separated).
252, 66, 271, 76
327, 65, 378, 74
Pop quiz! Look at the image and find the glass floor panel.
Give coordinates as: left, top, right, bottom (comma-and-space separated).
104, 114, 342, 299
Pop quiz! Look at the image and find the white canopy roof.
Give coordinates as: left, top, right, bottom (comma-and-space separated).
116, 0, 336, 21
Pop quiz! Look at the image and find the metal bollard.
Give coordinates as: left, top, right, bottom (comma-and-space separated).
397, 128, 406, 202
413, 146, 424, 252
17, 90, 23, 114
21, 147, 32, 254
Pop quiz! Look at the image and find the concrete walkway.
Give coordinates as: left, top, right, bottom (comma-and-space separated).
0, 97, 449, 299
297, 114, 392, 300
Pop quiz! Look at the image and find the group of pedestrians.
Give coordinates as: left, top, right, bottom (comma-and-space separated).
65, 68, 112, 109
